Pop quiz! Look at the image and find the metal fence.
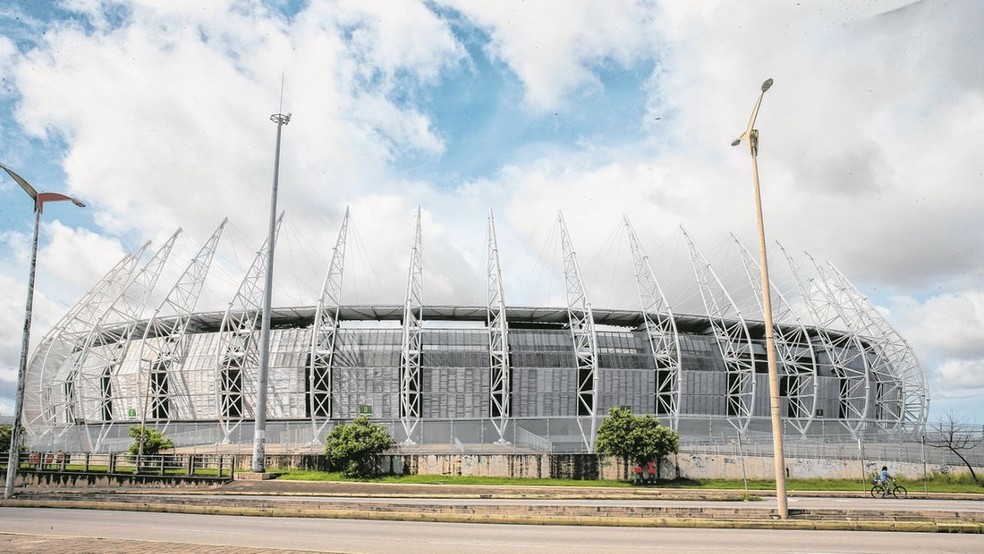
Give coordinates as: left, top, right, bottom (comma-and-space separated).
680, 429, 984, 470
19, 417, 983, 469
1, 451, 236, 478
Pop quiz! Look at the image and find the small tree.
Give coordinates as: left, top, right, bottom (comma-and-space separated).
596, 407, 680, 478
0, 424, 11, 455
128, 425, 174, 457
927, 412, 981, 486
324, 416, 394, 479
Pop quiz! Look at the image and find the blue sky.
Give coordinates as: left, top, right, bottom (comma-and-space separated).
0, 0, 982, 425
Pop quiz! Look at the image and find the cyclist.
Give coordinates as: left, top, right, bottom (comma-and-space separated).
877, 465, 893, 495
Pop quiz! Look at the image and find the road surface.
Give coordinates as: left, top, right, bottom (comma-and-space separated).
1, 507, 980, 553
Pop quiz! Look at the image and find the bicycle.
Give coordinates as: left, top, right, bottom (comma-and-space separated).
870, 478, 908, 499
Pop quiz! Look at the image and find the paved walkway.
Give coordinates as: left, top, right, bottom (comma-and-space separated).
0, 534, 322, 554
1, 480, 981, 552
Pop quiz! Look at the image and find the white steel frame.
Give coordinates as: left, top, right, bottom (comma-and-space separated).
623, 215, 682, 430
779, 245, 871, 435
137, 220, 226, 431
732, 234, 818, 435
308, 208, 349, 438
558, 212, 600, 452
682, 226, 756, 432
71, 231, 180, 449
215, 214, 283, 443
24, 243, 149, 437
817, 261, 927, 432
486, 208, 512, 443
399, 208, 424, 443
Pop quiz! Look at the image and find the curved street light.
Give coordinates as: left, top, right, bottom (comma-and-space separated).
2, 162, 86, 499
730, 78, 789, 520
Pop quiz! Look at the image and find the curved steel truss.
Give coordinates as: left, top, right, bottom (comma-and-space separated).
559, 212, 600, 452
399, 208, 424, 443
215, 214, 283, 442
308, 208, 349, 439
815, 260, 927, 433
486, 208, 512, 443
21, 212, 928, 448
682, 227, 756, 432
24, 243, 151, 438
70, 231, 180, 449
731, 235, 818, 435
624, 216, 682, 430
137, 220, 226, 431
779, 245, 871, 436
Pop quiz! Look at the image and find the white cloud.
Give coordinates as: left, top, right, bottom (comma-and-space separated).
1, 0, 982, 424
440, 0, 653, 112
935, 359, 984, 390
888, 290, 984, 403
892, 291, 984, 360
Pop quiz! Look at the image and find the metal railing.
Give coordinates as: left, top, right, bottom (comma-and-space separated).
1, 451, 236, 478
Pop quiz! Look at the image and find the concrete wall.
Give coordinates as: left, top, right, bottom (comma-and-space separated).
10, 472, 229, 488
240, 452, 982, 482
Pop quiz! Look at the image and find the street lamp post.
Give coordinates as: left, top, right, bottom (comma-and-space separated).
2, 162, 85, 499
730, 78, 789, 520
252, 112, 290, 473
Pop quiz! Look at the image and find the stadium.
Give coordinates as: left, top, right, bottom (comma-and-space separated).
19, 209, 928, 454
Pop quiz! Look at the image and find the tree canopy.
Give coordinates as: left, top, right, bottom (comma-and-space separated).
128, 425, 174, 457
324, 415, 394, 479
0, 424, 10, 454
595, 407, 680, 465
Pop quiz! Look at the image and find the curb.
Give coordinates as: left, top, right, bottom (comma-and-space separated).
3, 498, 981, 534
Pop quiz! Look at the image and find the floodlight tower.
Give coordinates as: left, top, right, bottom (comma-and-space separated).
253, 111, 290, 473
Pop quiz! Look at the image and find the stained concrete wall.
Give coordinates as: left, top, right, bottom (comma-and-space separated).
241, 452, 981, 482
10, 472, 228, 488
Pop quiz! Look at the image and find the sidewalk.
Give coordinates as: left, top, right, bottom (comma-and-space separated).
0, 534, 316, 554
3, 479, 982, 534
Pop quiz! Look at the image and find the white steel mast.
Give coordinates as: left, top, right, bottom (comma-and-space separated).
486, 208, 512, 443
682, 226, 756, 432
215, 213, 283, 443
399, 208, 424, 443
732, 234, 818, 435
623, 215, 682, 429
23, 243, 149, 436
558, 212, 600, 452
308, 207, 349, 439
779, 245, 871, 436
136, 220, 226, 431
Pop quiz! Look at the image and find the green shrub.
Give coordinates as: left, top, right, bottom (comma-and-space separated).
324, 416, 394, 479
596, 407, 680, 470
0, 424, 10, 454
128, 425, 174, 457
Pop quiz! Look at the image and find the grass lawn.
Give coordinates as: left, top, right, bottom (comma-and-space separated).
274, 470, 983, 493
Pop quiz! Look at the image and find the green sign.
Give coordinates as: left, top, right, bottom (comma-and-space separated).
127, 408, 137, 419
358, 404, 372, 416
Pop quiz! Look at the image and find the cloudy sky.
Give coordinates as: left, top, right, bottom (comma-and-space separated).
0, 0, 981, 425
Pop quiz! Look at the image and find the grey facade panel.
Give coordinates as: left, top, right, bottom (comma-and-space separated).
26, 304, 922, 446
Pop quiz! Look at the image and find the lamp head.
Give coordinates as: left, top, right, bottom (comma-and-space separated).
761, 78, 774, 92
730, 138, 742, 147
71, 197, 86, 208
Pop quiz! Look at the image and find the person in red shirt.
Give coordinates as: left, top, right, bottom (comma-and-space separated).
633, 463, 644, 485
646, 460, 656, 484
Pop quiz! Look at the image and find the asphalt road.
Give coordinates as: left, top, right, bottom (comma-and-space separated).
172, 493, 984, 512
1, 507, 982, 553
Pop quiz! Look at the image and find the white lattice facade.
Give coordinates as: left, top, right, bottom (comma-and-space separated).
20, 213, 929, 452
